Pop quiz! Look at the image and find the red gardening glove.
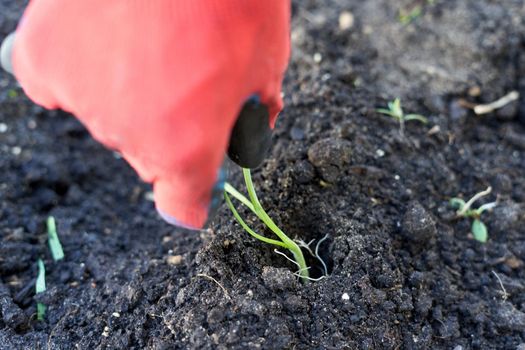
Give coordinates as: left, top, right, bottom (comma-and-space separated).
3, 0, 290, 229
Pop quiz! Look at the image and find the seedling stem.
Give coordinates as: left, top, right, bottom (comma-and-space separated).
36, 259, 46, 320
225, 169, 309, 281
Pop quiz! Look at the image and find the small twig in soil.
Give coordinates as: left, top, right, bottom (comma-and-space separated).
473, 91, 519, 115
196, 274, 230, 300
491, 270, 508, 301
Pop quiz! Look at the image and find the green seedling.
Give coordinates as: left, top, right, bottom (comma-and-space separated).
377, 98, 428, 137
450, 186, 497, 243
398, 0, 435, 25
225, 169, 328, 282
47, 216, 64, 261
7, 89, 18, 99
36, 259, 46, 321
399, 5, 422, 25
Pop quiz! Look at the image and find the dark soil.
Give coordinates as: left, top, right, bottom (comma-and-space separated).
2, 0, 525, 349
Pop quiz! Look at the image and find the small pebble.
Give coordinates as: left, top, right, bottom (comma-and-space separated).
11, 146, 21, 155
376, 149, 385, 157
167, 255, 183, 265
0, 123, 7, 133
401, 201, 437, 244
341, 293, 350, 301
449, 100, 468, 121
468, 86, 481, 97
307, 138, 352, 183
262, 266, 297, 291
313, 53, 322, 63
144, 191, 155, 202
494, 302, 525, 331
339, 11, 355, 30
294, 160, 315, 184
290, 126, 305, 140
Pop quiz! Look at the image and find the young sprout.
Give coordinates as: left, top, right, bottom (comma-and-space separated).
36, 259, 46, 321
376, 98, 428, 137
450, 186, 497, 243
47, 216, 64, 261
224, 168, 310, 282
399, 5, 422, 25
398, 0, 435, 25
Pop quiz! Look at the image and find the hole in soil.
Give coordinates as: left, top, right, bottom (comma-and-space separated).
298, 234, 334, 279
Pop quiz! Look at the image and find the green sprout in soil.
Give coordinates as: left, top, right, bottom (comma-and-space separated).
398, 0, 435, 25
47, 216, 64, 262
36, 259, 46, 321
399, 5, 422, 25
377, 98, 428, 137
224, 168, 327, 282
450, 186, 497, 243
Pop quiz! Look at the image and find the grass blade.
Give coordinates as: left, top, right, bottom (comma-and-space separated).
224, 191, 287, 248
36, 259, 46, 320
404, 114, 428, 124
47, 216, 64, 261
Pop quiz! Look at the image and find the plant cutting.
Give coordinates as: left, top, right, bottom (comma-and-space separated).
449, 186, 497, 243
224, 168, 314, 282
377, 98, 428, 137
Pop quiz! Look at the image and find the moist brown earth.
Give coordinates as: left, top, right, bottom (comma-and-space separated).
1, 0, 525, 349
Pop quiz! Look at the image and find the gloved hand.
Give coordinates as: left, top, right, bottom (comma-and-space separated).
0, 0, 290, 229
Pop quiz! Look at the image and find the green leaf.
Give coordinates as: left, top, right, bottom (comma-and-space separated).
449, 198, 465, 210
388, 98, 403, 118
392, 98, 401, 111
36, 259, 46, 293
36, 259, 46, 320
471, 219, 488, 243
7, 89, 18, 99
399, 5, 422, 25
404, 114, 428, 124
47, 216, 64, 261
475, 202, 497, 215
376, 108, 396, 117
224, 191, 286, 248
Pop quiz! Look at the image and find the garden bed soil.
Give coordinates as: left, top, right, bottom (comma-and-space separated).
1, 0, 525, 349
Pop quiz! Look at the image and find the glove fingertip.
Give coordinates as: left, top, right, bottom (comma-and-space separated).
1, 32, 16, 74
157, 208, 201, 231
